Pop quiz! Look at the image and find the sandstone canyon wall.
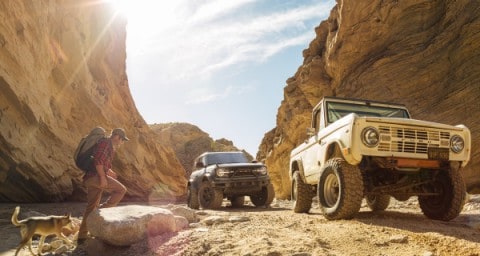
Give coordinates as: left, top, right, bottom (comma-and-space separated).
259, 0, 480, 198
0, 1, 187, 202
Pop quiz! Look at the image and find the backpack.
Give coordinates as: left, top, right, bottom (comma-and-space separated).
74, 127, 106, 172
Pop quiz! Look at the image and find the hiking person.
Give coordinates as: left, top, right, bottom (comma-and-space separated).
77, 128, 129, 244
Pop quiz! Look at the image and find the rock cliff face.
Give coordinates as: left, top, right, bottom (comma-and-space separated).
0, 1, 187, 202
259, 0, 480, 198
151, 123, 252, 177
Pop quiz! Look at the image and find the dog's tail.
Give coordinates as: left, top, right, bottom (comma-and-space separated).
11, 206, 22, 226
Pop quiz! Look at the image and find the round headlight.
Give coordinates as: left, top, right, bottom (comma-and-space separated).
253, 167, 267, 175
450, 135, 464, 153
361, 127, 379, 147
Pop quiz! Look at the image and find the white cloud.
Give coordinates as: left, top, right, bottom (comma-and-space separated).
186, 84, 255, 105
127, 1, 332, 82
188, 0, 258, 24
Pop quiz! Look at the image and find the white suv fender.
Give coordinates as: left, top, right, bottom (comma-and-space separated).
319, 114, 363, 166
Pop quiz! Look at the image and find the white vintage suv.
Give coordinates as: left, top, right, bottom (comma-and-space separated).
289, 97, 471, 221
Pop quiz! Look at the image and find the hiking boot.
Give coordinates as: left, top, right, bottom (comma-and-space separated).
77, 238, 87, 245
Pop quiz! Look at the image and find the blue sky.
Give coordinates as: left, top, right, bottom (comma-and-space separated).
115, 0, 336, 156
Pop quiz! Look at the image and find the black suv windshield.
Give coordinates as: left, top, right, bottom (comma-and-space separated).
326, 101, 410, 124
204, 152, 248, 165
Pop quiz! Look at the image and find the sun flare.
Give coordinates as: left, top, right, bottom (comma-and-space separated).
109, 0, 179, 24
108, 0, 183, 50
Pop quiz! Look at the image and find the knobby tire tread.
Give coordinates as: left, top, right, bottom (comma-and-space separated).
292, 171, 313, 213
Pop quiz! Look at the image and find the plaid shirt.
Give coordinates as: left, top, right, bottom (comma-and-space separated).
93, 138, 114, 171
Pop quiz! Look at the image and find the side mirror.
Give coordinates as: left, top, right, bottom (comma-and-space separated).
305, 127, 316, 143
195, 162, 204, 168
306, 127, 315, 136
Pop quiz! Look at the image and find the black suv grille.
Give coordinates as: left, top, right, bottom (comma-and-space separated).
230, 168, 255, 177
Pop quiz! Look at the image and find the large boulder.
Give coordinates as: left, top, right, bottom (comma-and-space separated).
87, 205, 179, 246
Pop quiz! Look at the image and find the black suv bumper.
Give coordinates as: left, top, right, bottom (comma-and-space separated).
212, 177, 271, 195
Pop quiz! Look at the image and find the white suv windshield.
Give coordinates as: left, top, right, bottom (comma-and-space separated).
326, 101, 410, 124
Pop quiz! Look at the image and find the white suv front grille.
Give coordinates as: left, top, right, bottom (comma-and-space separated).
377, 126, 450, 154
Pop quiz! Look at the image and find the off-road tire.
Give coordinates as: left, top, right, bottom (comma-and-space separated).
251, 183, 275, 207
292, 171, 314, 213
318, 158, 364, 220
198, 181, 224, 209
365, 195, 390, 211
187, 185, 200, 209
230, 196, 245, 207
418, 166, 466, 221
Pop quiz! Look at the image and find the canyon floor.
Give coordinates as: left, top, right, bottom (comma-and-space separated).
1, 195, 480, 256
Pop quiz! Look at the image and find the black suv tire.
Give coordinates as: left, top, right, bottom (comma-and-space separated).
230, 196, 245, 207
250, 183, 275, 207
198, 181, 224, 209
187, 186, 200, 209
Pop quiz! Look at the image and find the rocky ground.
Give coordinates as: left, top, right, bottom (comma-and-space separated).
1, 195, 480, 256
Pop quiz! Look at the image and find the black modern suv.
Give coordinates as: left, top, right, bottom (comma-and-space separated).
187, 151, 275, 209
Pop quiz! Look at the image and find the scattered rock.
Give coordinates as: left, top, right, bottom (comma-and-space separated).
167, 205, 198, 223
174, 215, 189, 231
389, 235, 408, 244
189, 222, 202, 228
203, 216, 227, 225
229, 216, 250, 223
194, 227, 209, 232
373, 240, 389, 247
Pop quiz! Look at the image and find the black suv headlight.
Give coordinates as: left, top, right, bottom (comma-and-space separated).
252, 167, 267, 175
361, 127, 379, 147
216, 168, 234, 177
450, 135, 465, 153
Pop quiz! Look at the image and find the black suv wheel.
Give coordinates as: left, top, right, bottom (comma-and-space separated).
198, 181, 223, 209
187, 185, 200, 209
250, 184, 275, 207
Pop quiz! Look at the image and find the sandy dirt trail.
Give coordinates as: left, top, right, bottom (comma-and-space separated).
1, 196, 479, 256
